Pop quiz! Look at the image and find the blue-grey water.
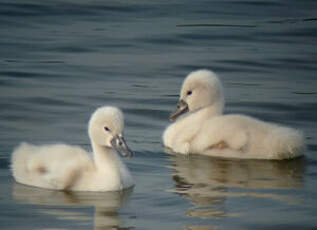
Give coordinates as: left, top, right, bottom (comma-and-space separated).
1, 0, 317, 229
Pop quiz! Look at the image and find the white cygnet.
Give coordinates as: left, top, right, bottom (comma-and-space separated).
11, 106, 134, 191
163, 69, 305, 160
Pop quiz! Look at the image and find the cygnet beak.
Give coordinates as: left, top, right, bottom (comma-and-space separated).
111, 135, 133, 158
169, 99, 189, 121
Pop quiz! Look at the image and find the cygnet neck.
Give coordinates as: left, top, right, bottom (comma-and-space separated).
91, 141, 120, 172
196, 101, 223, 118
90, 140, 128, 190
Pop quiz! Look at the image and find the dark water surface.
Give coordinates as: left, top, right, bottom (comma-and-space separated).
1, 0, 317, 229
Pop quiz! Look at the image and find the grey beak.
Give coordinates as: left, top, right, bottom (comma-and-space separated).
169, 100, 189, 121
111, 135, 133, 158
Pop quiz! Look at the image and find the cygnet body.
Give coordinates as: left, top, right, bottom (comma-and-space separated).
163, 70, 305, 160
11, 106, 134, 191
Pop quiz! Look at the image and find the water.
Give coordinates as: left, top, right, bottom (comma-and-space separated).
1, 0, 317, 229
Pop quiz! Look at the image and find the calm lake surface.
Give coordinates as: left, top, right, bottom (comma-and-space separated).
1, 0, 317, 229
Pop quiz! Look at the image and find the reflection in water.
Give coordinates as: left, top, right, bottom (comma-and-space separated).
167, 154, 306, 227
12, 183, 133, 230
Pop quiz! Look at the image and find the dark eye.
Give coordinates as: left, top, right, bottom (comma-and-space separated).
104, 127, 110, 132
187, 90, 192, 96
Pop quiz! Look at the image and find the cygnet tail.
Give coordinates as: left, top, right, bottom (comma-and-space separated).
11, 142, 34, 184
267, 126, 305, 159
11, 142, 49, 187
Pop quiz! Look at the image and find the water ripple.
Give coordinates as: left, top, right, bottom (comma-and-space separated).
0, 2, 147, 18
177, 23, 256, 28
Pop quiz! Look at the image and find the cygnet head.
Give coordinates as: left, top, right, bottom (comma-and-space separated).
170, 70, 224, 121
88, 106, 133, 157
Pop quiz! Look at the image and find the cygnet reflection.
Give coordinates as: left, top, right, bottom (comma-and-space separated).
168, 153, 306, 220
12, 182, 133, 230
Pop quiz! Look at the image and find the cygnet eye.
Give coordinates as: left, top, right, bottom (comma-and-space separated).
187, 90, 192, 96
104, 126, 110, 132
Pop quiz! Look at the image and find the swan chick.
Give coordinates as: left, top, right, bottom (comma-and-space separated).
163, 69, 305, 160
11, 106, 134, 191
